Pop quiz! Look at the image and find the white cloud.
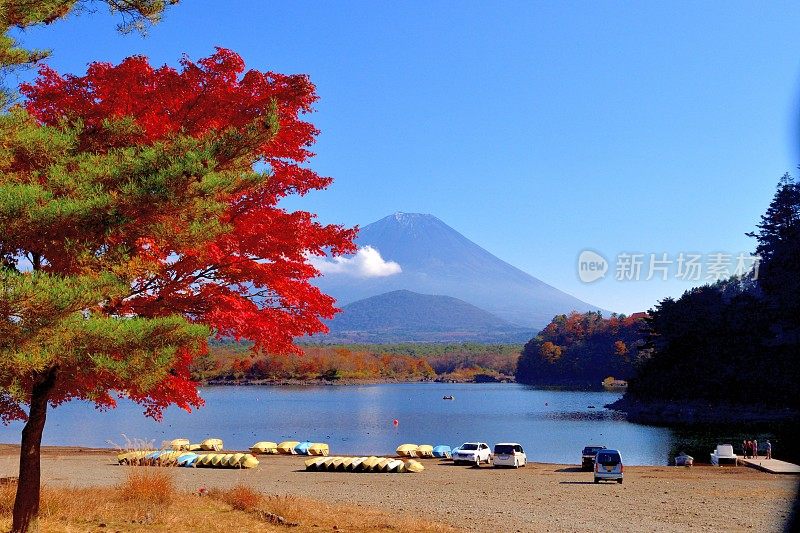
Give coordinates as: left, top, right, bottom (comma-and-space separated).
308, 246, 401, 278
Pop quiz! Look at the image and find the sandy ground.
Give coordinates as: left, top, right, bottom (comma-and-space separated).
0, 447, 796, 532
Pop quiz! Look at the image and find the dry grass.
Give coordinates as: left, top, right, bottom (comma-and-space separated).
0, 473, 455, 532
209, 483, 262, 512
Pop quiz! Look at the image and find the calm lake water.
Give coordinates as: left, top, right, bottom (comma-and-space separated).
0, 383, 792, 465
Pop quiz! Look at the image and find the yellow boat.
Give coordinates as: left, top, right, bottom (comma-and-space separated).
330, 457, 347, 471
187, 443, 203, 452
200, 438, 224, 451
396, 444, 418, 457
361, 456, 381, 471
375, 458, 393, 472
240, 454, 259, 469
307, 443, 330, 456
228, 453, 246, 467
404, 459, 424, 473
218, 454, 234, 467
250, 441, 278, 454
305, 457, 326, 471
158, 451, 180, 465
317, 456, 341, 472
199, 454, 217, 467
169, 438, 191, 451
416, 445, 434, 458
277, 440, 300, 454
347, 457, 367, 471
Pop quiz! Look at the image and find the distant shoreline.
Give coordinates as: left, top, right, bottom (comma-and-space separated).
607, 396, 800, 425
200, 377, 515, 386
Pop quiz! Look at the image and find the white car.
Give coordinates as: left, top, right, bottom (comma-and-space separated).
492, 443, 527, 468
452, 442, 491, 466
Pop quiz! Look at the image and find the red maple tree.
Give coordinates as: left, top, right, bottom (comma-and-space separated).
2, 48, 355, 530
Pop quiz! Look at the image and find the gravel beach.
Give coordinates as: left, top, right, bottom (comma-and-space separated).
0, 446, 796, 532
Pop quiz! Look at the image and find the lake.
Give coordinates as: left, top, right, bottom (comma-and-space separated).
0, 383, 792, 465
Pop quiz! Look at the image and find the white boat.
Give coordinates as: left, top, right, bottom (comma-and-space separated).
710, 444, 737, 466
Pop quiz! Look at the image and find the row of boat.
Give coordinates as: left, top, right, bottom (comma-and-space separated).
396, 444, 452, 458
305, 456, 424, 473
250, 440, 330, 455
116, 449, 259, 469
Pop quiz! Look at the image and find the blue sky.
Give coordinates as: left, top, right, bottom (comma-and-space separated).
12, 1, 800, 313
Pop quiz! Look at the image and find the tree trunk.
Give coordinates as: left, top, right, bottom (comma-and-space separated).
11, 366, 58, 533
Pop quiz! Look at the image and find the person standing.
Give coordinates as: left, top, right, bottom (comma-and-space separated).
753, 439, 759, 459
743, 440, 749, 458
766, 440, 772, 459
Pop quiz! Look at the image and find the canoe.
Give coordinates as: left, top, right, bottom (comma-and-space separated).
176, 453, 198, 467
404, 459, 424, 473
375, 458, 393, 472
331, 457, 348, 471
305, 457, 326, 471
432, 445, 452, 458
250, 441, 278, 454
170, 438, 191, 450
347, 457, 367, 471
211, 454, 227, 467
416, 445, 434, 458
228, 453, 246, 468
157, 451, 180, 465
219, 454, 235, 467
359, 456, 380, 471
294, 441, 314, 455
240, 454, 259, 469
319, 457, 338, 471
200, 438, 224, 451
196, 454, 215, 467
386, 459, 404, 473
187, 443, 203, 452
396, 444, 418, 457
308, 443, 330, 456
277, 441, 300, 454
119, 450, 153, 464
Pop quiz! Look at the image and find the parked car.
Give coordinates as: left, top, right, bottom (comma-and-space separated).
594, 449, 623, 483
452, 442, 491, 466
581, 445, 606, 470
492, 443, 526, 468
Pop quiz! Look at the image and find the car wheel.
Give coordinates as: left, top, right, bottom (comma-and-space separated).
617, 479, 623, 484
594, 477, 599, 484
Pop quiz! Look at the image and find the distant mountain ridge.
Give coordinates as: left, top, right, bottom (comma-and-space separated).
314, 212, 603, 329
321, 290, 534, 343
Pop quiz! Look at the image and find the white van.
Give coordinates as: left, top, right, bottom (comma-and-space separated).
492, 443, 526, 468
593, 449, 623, 483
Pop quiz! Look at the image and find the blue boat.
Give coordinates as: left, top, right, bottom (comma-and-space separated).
433, 445, 452, 458
294, 441, 314, 455
177, 453, 199, 467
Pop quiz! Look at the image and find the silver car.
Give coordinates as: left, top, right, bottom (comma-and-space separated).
594, 449, 623, 483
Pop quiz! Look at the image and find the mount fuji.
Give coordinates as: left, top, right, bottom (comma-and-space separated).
313, 212, 603, 330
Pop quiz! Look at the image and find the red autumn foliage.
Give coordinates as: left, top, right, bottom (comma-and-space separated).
15, 48, 356, 416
